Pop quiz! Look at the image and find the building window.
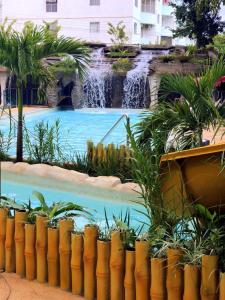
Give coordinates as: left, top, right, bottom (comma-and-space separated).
46, 0, 57, 12
90, 22, 100, 33
135, 0, 138, 7
141, 0, 155, 13
90, 0, 100, 5
134, 23, 138, 34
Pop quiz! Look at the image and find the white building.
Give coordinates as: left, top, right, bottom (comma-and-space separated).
0, 0, 176, 45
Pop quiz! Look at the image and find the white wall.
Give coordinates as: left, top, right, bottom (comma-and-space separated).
1, 0, 183, 45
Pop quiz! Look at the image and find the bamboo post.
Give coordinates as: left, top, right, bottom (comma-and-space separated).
59, 218, 73, 291
135, 240, 150, 300
36, 215, 48, 283
83, 225, 98, 300
15, 210, 27, 277
96, 240, 110, 300
150, 258, 167, 300
166, 248, 183, 300
201, 255, 219, 300
0, 208, 8, 270
5, 217, 15, 273
25, 223, 36, 281
47, 227, 59, 287
71, 233, 84, 295
110, 231, 125, 300
183, 264, 200, 300
220, 273, 225, 300
124, 250, 135, 300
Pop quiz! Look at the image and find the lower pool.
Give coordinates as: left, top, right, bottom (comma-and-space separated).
0, 108, 141, 156
1, 178, 145, 229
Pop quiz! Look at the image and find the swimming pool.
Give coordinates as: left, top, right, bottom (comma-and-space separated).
0, 108, 141, 156
1, 178, 145, 229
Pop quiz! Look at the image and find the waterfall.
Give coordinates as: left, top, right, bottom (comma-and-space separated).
83, 48, 112, 108
122, 50, 153, 108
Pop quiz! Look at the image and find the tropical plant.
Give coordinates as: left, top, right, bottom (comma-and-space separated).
32, 191, 91, 227
0, 20, 90, 162
135, 59, 225, 153
24, 119, 63, 163
112, 58, 133, 73
102, 208, 143, 249
126, 122, 184, 248
107, 21, 129, 51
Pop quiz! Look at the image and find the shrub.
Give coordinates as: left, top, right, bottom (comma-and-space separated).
112, 58, 133, 73
25, 119, 63, 163
158, 54, 176, 63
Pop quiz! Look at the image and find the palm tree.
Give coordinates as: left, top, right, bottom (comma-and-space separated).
0, 21, 90, 161
135, 59, 225, 154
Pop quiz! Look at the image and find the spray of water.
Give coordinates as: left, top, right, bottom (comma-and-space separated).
83, 48, 112, 108
122, 51, 153, 108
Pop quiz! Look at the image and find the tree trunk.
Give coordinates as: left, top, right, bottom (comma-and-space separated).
16, 86, 23, 162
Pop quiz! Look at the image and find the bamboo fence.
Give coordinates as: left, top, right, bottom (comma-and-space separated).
0, 215, 223, 300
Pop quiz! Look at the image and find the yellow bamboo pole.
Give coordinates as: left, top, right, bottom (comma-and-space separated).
124, 250, 135, 300
110, 231, 125, 300
135, 240, 150, 300
166, 248, 183, 300
220, 273, 225, 300
15, 210, 27, 277
201, 255, 219, 300
47, 227, 59, 287
83, 225, 98, 300
96, 240, 110, 300
59, 218, 73, 291
5, 217, 15, 273
150, 258, 167, 300
71, 233, 84, 295
25, 223, 36, 281
36, 215, 48, 283
0, 208, 8, 270
183, 264, 200, 300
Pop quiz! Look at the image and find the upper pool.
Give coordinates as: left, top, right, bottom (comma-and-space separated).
0, 108, 142, 155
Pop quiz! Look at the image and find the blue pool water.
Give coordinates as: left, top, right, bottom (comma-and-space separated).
1, 179, 146, 229
0, 108, 141, 156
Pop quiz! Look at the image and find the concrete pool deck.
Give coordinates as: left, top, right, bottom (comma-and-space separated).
0, 273, 85, 300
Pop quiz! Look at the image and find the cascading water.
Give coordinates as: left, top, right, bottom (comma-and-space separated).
83, 48, 112, 108
122, 50, 153, 108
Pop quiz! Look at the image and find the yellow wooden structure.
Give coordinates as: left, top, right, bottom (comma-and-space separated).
161, 142, 225, 213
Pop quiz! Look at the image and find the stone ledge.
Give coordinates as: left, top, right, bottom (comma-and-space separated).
1, 161, 139, 195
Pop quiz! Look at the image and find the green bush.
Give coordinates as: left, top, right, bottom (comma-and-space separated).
112, 58, 133, 73
158, 54, 176, 63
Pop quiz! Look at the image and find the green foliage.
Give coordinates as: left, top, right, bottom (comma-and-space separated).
0, 108, 14, 161
64, 141, 133, 183
50, 57, 87, 77
101, 208, 143, 249
185, 44, 198, 55
158, 54, 176, 63
24, 119, 63, 163
106, 51, 136, 58
112, 58, 133, 73
212, 33, 225, 54
136, 59, 225, 153
107, 21, 129, 51
32, 191, 91, 227
170, 0, 225, 47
